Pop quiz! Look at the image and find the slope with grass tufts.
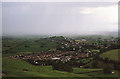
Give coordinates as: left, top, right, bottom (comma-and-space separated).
100, 49, 120, 62
2, 57, 89, 77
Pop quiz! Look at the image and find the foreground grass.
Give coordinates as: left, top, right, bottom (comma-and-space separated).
73, 68, 103, 73
2, 57, 89, 77
86, 70, 119, 77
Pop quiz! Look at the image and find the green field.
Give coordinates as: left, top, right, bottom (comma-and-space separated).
100, 49, 120, 62
2, 57, 89, 77
73, 68, 103, 73
73, 68, 119, 77
91, 50, 100, 52
77, 57, 93, 64
85, 70, 119, 77
3, 57, 118, 77
2, 38, 57, 56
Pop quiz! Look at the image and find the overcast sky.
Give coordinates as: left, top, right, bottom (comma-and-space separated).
2, 2, 118, 36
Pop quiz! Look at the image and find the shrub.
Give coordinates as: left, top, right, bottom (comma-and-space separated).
91, 60, 99, 68
103, 65, 112, 74
104, 57, 109, 63
52, 61, 73, 72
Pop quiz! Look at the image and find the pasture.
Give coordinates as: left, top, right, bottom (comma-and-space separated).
2, 38, 57, 56
100, 49, 120, 62
2, 57, 89, 77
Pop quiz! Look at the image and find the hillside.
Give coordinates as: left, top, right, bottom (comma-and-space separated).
2, 36, 67, 56
3, 57, 119, 77
100, 49, 120, 62
2, 57, 89, 77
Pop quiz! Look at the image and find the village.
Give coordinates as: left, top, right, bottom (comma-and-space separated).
9, 36, 116, 65
10, 50, 88, 63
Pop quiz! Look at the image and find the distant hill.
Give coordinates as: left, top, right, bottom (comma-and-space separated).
3, 31, 118, 39
98, 32, 118, 37
70, 35, 117, 41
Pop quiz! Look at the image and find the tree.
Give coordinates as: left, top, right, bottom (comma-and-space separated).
114, 64, 120, 71
103, 65, 112, 74
24, 45, 29, 48
91, 60, 99, 68
52, 61, 73, 72
104, 57, 109, 63
93, 55, 100, 60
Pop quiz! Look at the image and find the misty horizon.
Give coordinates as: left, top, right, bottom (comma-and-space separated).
2, 2, 118, 36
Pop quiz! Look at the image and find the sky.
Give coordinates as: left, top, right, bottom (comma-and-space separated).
2, 2, 118, 36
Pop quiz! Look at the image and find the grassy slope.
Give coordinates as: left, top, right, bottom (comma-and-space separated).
73, 68, 119, 77
85, 70, 119, 77
73, 68, 103, 73
2, 57, 89, 77
85, 49, 120, 68
4, 57, 117, 77
100, 49, 120, 62
84, 49, 120, 77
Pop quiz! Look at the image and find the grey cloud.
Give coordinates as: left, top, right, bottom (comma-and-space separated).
2, 2, 118, 36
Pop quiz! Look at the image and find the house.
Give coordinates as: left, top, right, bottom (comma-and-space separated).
81, 39, 86, 41
52, 57, 60, 60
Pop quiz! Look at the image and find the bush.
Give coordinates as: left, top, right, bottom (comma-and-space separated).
104, 57, 109, 63
91, 60, 99, 68
114, 64, 120, 71
52, 61, 73, 72
103, 65, 112, 74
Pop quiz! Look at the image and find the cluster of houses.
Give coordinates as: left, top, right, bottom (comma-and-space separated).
57, 37, 113, 52
10, 48, 100, 64
9, 37, 115, 64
